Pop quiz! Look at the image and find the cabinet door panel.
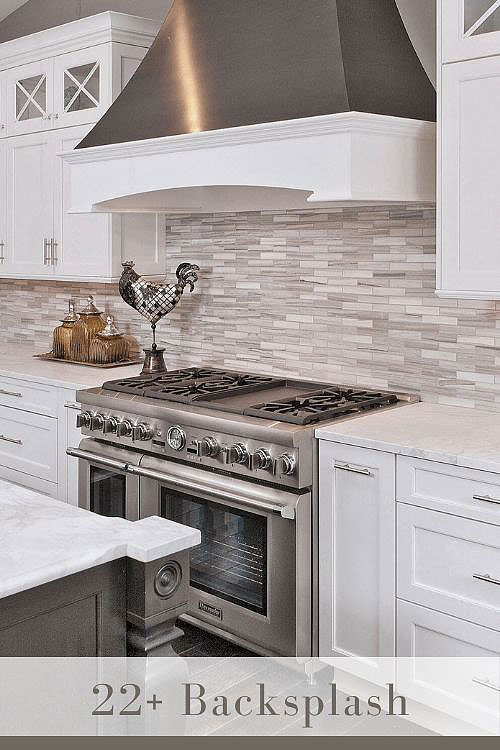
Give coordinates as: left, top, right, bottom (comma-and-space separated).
3, 132, 54, 277
54, 125, 113, 279
4, 59, 54, 136
0, 140, 6, 269
439, 55, 500, 296
319, 441, 396, 683
53, 45, 111, 129
442, 0, 500, 62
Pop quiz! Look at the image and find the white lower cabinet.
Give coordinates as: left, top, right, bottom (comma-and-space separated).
397, 600, 500, 734
0, 380, 81, 501
398, 503, 500, 630
0, 404, 57, 485
318, 441, 396, 684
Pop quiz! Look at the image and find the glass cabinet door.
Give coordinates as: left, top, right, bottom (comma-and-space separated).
53, 46, 110, 128
90, 465, 127, 518
161, 488, 267, 615
4, 59, 54, 136
442, 0, 500, 62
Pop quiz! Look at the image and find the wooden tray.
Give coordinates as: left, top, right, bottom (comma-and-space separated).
34, 353, 143, 369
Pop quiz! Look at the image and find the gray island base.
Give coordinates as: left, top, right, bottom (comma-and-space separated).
0, 480, 200, 657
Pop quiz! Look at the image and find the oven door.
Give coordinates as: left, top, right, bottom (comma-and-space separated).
133, 456, 311, 656
67, 438, 141, 520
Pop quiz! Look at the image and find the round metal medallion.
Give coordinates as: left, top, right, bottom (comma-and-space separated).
154, 561, 182, 598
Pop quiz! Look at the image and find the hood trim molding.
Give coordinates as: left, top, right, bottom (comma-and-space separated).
63, 112, 435, 163
62, 112, 436, 214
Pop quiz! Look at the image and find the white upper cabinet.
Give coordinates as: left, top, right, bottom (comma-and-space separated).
0, 140, 6, 267
442, 0, 500, 62
439, 56, 500, 297
4, 131, 54, 277
438, 1, 500, 298
4, 58, 54, 136
53, 45, 111, 129
0, 12, 162, 281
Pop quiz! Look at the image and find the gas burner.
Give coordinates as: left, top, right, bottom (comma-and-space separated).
145, 373, 278, 402
244, 388, 399, 425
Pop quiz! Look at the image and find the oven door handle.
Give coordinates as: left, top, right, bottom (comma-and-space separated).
126, 464, 296, 519
66, 447, 129, 473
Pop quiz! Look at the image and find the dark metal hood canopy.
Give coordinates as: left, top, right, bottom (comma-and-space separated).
62, 0, 436, 214
80, 0, 435, 149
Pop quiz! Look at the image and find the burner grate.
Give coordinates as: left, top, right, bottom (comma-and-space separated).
144, 373, 278, 402
244, 388, 399, 425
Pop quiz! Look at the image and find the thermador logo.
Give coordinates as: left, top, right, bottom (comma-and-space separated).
198, 600, 223, 620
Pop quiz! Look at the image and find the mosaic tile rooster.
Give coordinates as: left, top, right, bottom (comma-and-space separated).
119, 260, 200, 346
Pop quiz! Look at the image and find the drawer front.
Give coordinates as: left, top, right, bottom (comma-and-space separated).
0, 376, 58, 417
397, 455, 500, 526
0, 405, 57, 482
397, 600, 500, 733
398, 504, 500, 630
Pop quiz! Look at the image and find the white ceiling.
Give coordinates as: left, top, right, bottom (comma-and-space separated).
0, 1, 27, 24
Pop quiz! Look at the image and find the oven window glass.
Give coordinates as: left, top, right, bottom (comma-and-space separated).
90, 466, 126, 517
161, 489, 267, 615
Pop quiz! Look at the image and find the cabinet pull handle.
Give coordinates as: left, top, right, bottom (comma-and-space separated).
472, 677, 500, 693
64, 402, 80, 410
50, 239, 58, 265
0, 434, 22, 445
0, 389, 22, 397
0, 241, 5, 263
473, 572, 500, 586
473, 493, 500, 506
335, 461, 373, 477
43, 238, 50, 265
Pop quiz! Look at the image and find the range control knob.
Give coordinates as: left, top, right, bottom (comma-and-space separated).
197, 437, 220, 458
252, 448, 273, 471
228, 443, 249, 465
103, 416, 119, 435
117, 419, 134, 438
132, 423, 154, 442
277, 453, 296, 477
76, 411, 92, 429
90, 413, 105, 431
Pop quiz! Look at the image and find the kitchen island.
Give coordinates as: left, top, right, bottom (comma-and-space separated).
0, 480, 200, 657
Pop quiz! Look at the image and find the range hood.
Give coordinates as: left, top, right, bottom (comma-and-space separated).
62, 0, 436, 214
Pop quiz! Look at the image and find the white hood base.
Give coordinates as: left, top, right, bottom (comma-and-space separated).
62, 112, 436, 215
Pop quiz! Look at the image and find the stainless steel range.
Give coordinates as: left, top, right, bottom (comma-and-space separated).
69, 367, 416, 656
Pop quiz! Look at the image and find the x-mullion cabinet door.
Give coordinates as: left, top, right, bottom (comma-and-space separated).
53, 45, 111, 129
4, 59, 54, 136
3, 132, 54, 278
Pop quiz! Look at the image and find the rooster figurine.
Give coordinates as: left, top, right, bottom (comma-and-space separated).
119, 260, 200, 373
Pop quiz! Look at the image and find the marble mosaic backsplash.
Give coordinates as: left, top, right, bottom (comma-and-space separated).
2, 204, 500, 411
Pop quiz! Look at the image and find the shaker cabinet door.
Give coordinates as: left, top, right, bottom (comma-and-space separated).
3, 132, 54, 278
53, 125, 113, 279
439, 55, 500, 297
318, 441, 396, 684
0, 140, 6, 270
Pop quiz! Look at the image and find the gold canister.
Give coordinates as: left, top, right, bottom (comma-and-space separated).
89, 316, 130, 365
52, 301, 78, 359
71, 296, 105, 362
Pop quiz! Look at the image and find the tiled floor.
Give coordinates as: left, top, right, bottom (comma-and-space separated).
171, 622, 437, 736
172, 620, 258, 657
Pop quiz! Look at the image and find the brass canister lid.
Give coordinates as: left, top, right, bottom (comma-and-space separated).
79, 295, 102, 316
60, 300, 79, 324
96, 316, 123, 339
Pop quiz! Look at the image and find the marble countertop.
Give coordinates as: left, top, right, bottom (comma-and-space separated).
0, 480, 200, 600
0, 345, 142, 390
316, 402, 500, 474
